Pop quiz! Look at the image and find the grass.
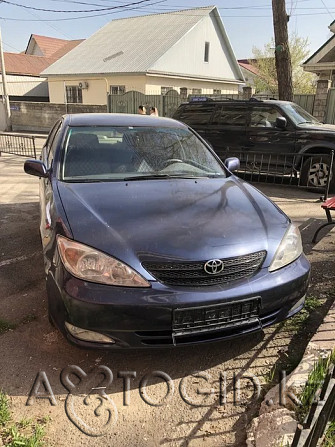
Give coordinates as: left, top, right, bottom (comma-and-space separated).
0, 313, 38, 336
283, 295, 325, 333
296, 351, 335, 423
0, 391, 47, 447
0, 392, 11, 426
322, 421, 335, 447
20, 314, 37, 325
0, 319, 17, 335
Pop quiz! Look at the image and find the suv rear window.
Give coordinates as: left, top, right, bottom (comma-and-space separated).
176, 105, 213, 125
212, 106, 246, 126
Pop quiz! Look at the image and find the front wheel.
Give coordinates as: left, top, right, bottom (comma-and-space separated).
300, 155, 335, 192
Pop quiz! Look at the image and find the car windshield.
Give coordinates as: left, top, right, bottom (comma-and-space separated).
280, 103, 321, 125
61, 125, 226, 182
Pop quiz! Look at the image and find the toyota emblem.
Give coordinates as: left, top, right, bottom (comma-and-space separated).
204, 259, 224, 275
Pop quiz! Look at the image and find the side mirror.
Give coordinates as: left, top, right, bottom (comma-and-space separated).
24, 159, 49, 178
224, 157, 240, 172
276, 117, 287, 129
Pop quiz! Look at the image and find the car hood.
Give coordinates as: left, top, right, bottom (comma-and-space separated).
57, 177, 289, 277
297, 122, 335, 132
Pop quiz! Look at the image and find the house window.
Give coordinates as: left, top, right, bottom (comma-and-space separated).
66, 86, 82, 104
192, 88, 202, 95
110, 85, 125, 95
180, 87, 188, 101
161, 86, 173, 95
204, 42, 210, 62
213, 89, 221, 95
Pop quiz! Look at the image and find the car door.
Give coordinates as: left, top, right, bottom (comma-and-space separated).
245, 105, 296, 172
205, 104, 248, 161
40, 121, 62, 265
175, 103, 214, 143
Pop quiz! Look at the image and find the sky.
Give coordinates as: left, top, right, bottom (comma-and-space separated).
0, 0, 334, 60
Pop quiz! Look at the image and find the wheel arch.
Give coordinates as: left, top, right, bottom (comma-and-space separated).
295, 145, 335, 170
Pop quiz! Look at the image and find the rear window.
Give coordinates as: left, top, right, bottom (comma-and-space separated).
212, 106, 247, 126
174, 105, 214, 125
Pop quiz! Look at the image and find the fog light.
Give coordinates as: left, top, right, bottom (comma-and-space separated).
289, 295, 306, 313
65, 322, 115, 344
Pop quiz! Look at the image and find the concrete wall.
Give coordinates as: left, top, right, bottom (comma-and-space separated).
10, 101, 107, 132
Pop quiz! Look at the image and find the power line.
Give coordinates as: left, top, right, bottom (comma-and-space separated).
0, 0, 155, 13
19, 5, 76, 39
2, 40, 21, 51
320, 0, 335, 19
0, 3, 334, 21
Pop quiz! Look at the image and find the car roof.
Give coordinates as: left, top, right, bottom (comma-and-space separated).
178, 99, 295, 107
62, 113, 187, 128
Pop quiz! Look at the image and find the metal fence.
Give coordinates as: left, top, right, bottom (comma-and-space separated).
291, 363, 335, 447
109, 90, 317, 118
0, 132, 37, 158
108, 89, 181, 117
325, 88, 335, 125
221, 150, 334, 200
293, 94, 315, 116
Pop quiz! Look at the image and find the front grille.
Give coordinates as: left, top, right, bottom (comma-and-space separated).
173, 298, 261, 337
142, 251, 266, 287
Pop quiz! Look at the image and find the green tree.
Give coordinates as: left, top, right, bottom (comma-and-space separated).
251, 34, 317, 94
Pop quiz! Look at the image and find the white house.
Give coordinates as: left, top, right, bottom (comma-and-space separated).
302, 19, 335, 120
42, 6, 244, 105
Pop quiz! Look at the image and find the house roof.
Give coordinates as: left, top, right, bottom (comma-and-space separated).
0, 35, 84, 77
26, 34, 84, 58
2, 53, 57, 76
303, 34, 335, 66
42, 6, 242, 80
238, 59, 260, 76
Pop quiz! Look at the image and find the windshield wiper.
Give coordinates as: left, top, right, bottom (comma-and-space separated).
298, 120, 318, 125
123, 174, 219, 181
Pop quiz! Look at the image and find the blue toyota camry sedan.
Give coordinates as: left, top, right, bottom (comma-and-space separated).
24, 113, 310, 349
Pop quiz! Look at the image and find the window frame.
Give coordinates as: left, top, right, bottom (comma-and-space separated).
211, 105, 247, 127
65, 85, 83, 104
110, 85, 126, 95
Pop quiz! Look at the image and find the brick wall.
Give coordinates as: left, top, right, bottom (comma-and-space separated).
10, 101, 108, 132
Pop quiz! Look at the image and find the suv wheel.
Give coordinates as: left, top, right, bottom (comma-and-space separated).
300, 155, 334, 192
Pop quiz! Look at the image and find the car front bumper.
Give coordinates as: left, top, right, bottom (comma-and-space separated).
47, 254, 311, 349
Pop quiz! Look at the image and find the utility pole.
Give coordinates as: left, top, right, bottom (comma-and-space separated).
0, 27, 12, 131
272, 0, 293, 101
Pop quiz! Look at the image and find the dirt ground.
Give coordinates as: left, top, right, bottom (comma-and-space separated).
0, 153, 334, 447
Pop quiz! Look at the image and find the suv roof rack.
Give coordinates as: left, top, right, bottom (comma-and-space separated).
188, 96, 265, 103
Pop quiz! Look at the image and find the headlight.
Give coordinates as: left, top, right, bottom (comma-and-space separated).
57, 236, 150, 287
269, 224, 303, 272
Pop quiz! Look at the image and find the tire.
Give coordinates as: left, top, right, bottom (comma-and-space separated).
300, 155, 335, 192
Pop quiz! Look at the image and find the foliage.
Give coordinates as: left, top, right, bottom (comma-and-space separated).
0, 319, 16, 335
296, 354, 331, 423
0, 391, 47, 446
0, 392, 11, 426
323, 421, 335, 447
250, 34, 317, 94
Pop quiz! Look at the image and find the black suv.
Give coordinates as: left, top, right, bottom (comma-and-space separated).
172, 98, 335, 191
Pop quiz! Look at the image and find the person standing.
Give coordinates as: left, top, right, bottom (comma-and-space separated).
138, 105, 146, 115
150, 107, 159, 116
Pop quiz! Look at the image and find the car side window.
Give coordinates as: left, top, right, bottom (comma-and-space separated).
250, 107, 284, 128
47, 122, 61, 168
178, 105, 213, 125
211, 106, 247, 126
